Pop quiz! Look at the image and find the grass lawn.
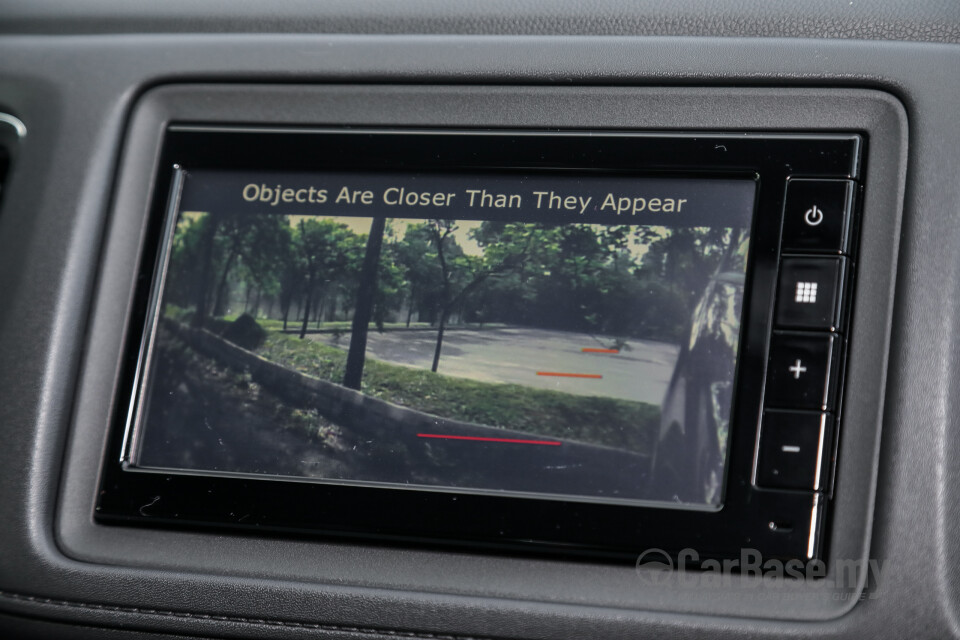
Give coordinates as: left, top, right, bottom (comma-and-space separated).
256, 331, 660, 453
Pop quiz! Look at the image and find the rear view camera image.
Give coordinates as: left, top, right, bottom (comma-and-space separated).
128, 170, 754, 506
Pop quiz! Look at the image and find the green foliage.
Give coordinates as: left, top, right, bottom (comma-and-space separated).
394, 222, 443, 323
165, 207, 746, 350
257, 332, 660, 452
166, 211, 292, 318
372, 240, 407, 331
462, 222, 744, 343
165, 213, 209, 309
163, 303, 193, 324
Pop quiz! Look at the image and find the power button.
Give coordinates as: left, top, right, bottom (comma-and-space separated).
804, 205, 825, 226
781, 179, 854, 254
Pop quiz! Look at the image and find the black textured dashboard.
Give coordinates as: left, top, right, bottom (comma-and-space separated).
3, 0, 960, 43
0, 1, 958, 639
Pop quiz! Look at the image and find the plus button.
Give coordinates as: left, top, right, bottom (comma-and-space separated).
766, 333, 837, 410
788, 359, 807, 379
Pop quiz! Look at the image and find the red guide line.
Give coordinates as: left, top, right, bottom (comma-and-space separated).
582, 347, 620, 354
536, 372, 603, 379
417, 433, 562, 446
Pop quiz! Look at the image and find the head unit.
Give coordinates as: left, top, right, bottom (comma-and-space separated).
97, 126, 861, 563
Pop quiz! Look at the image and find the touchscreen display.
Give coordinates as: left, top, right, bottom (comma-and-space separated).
126, 169, 755, 506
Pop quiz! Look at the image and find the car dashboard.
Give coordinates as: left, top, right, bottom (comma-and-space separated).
0, 1, 958, 639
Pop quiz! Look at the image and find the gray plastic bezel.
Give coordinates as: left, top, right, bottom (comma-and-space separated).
55, 84, 905, 621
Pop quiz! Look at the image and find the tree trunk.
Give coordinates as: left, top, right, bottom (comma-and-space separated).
279, 288, 292, 331
212, 248, 239, 318
243, 283, 254, 314
252, 288, 261, 318
298, 292, 308, 321
326, 294, 337, 322
431, 307, 450, 373
298, 287, 312, 340
343, 217, 386, 390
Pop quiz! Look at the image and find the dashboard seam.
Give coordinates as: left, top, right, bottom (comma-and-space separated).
0, 589, 496, 639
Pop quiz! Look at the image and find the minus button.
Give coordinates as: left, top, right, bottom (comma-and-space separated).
756, 410, 833, 491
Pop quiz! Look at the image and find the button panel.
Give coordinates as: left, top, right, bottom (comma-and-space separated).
781, 179, 854, 254
774, 257, 845, 331
765, 332, 839, 411
756, 411, 832, 491
755, 173, 856, 498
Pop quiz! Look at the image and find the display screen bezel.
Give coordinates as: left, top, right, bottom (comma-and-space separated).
126, 165, 757, 508
96, 127, 860, 562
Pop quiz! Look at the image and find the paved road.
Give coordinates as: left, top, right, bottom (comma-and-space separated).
310, 327, 679, 405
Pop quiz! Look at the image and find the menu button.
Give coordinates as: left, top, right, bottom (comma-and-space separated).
775, 257, 845, 331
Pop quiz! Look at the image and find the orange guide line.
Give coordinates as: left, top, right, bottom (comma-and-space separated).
581, 348, 620, 354
536, 372, 603, 379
